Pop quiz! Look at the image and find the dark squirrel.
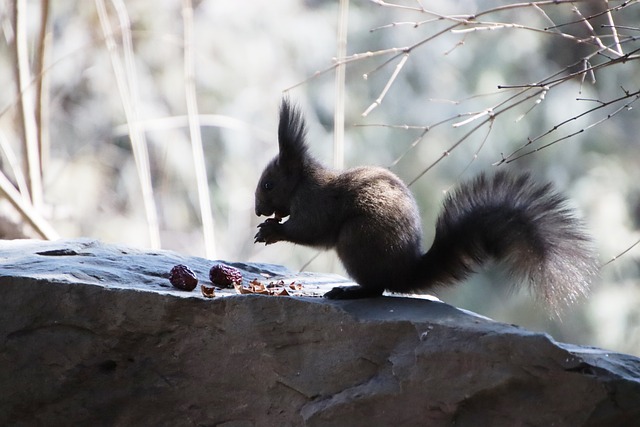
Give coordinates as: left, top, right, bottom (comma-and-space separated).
254, 99, 598, 312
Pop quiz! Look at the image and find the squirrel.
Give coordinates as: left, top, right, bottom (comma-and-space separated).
254, 98, 598, 312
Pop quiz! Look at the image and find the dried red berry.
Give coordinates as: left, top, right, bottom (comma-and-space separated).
209, 264, 242, 288
169, 264, 198, 291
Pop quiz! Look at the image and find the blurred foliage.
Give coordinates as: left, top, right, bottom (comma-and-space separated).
1, 0, 639, 355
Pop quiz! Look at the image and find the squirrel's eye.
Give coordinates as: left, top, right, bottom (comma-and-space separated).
263, 181, 274, 191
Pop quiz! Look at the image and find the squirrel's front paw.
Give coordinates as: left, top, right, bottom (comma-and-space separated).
254, 219, 283, 245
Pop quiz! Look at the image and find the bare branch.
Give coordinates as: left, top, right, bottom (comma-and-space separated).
452, 108, 494, 128
0, 169, 58, 240
34, 0, 50, 180
295, 0, 638, 119
408, 85, 549, 185
407, 118, 487, 187
571, 4, 608, 53
362, 53, 409, 117
334, 0, 349, 169
284, 46, 410, 92
602, 24, 640, 32
544, 0, 637, 31
444, 116, 496, 194
531, 2, 557, 29
95, 0, 161, 249
515, 87, 548, 122
604, 0, 624, 55
12, 0, 42, 209
501, 90, 640, 163
182, 0, 216, 258
0, 131, 29, 198
370, 19, 441, 32
498, 45, 640, 90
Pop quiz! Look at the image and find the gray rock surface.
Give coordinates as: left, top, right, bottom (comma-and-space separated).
1, 238, 639, 427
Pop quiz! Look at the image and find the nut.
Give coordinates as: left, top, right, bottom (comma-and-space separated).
209, 264, 242, 288
234, 279, 298, 296
169, 264, 198, 291
200, 284, 216, 298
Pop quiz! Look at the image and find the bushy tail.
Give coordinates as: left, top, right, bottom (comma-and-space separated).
416, 171, 598, 313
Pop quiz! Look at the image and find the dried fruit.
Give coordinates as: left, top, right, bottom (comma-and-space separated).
200, 284, 216, 298
209, 264, 243, 288
169, 264, 198, 291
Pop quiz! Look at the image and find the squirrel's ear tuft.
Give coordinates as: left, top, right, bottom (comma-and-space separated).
278, 97, 308, 164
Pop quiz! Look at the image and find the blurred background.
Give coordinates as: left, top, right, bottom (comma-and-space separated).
1, 0, 639, 355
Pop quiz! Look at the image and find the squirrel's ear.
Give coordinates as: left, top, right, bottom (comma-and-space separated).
278, 97, 308, 171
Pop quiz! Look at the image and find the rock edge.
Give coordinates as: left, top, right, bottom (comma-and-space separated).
1, 239, 639, 427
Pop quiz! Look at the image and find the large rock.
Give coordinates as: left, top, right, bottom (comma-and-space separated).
1, 238, 639, 426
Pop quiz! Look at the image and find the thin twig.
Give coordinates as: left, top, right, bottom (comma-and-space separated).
515, 87, 548, 122
285, 46, 410, 92
498, 88, 640, 163
452, 18, 623, 58
95, 0, 161, 249
388, 128, 429, 169
601, 24, 640, 32
531, 2, 556, 29
452, 108, 494, 128
544, 0, 636, 31
296, 0, 634, 116
0, 169, 58, 240
299, 251, 323, 272
502, 93, 640, 164
572, 5, 608, 53
362, 52, 409, 117
409, 86, 548, 186
111, 114, 272, 143
182, 0, 216, 258
299, 0, 350, 273
371, 91, 517, 168
497, 36, 639, 95
604, 0, 624, 55
498, 46, 640, 90
408, 118, 487, 187
13, 0, 42, 209
601, 238, 640, 267
0, 130, 29, 198
368, 0, 424, 13
333, 0, 349, 169
34, 0, 50, 178
445, 116, 495, 193
370, 18, 442, 32
37, 34, 51, 180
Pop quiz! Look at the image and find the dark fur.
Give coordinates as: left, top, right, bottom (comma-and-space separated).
255, 99, 598, 313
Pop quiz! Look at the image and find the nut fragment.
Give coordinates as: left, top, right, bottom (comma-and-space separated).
289, 282, 303, 291
169, 264, 198, 291
234, 279, 300, 296
209, 264, 243, 288
200, 284, 216, 298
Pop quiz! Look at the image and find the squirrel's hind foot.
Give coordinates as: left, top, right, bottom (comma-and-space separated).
324, 285, 384, 300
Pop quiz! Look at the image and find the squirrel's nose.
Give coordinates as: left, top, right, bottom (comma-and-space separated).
255, 204, 271, 217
